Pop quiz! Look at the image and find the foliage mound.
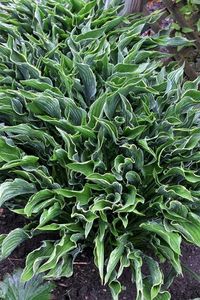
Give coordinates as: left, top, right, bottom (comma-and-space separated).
0, 0, 200, 299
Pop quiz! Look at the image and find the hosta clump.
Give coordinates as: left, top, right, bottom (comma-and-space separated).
0, 0, 199, 299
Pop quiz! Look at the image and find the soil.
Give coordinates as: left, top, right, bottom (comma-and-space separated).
52, 245, 200, 300
0, 210, 200, 300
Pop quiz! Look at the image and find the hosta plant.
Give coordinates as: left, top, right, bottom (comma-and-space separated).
0, 0, 199, 299
0, 269, 54, 300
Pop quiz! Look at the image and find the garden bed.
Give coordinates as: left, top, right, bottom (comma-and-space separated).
1, 211, 200, 300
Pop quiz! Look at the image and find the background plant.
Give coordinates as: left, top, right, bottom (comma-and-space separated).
178, 0, 200, 32
162, 0, 200, 43
0, 269, 54, 300
0, 0, 199, 299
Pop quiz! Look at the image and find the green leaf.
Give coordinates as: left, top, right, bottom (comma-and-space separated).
1, 228, 29, 259
28, 94, 61, 119
0, 156, 39, 170
161, 185, 193, 201
143, 256, 163, 300
21, 242, 55, 281
164, 167, 200, 183
124, 125, 146, 139
87, 173, 116, 186
0, 179, 36, 207
24, 190, 55, 217
116, 186, 144, 214
0, 137, 21, 162
38, 234, 77, 273
105, 235, 127, 284
76, 63, 97, 101
67, 161, 94, 176
20, 79, 61, 93
153, 237, 182, 274
94, 221, 107, 283
109, 279, 121, 300
172, 213, 200, 247
128, 249, 144, 300
97, 118, 118, 142
55, 184, 91, 205
140, 221, 181, 255
154, 291, 171, 300
88, 94, 107, 128
76, 28, 105, 42
138, 139, 156, 159
38, 202, 61, 228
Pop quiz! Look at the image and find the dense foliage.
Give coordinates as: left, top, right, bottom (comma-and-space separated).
0, 0, 200, 299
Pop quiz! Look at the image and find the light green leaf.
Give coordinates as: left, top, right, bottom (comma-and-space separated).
21, 242, 54, 281
1, 228, 29, 259
38, 234, 76, 273
94, 221, 107, 283
172, 212, 200, 247
163, 185, 193, 201
24, 190, 55, 217
87, 173, 116, 186
140, 221, 181, 255
67, 161, 94, 176
38, 202, 61, 228
0, 179, 36, 207
0, 137, 21, 162
55, 184, 91, 205
109, 279, 121, 300
0, 156, 38, 170
105, 235, 127, 284
124, 125, 146, 139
